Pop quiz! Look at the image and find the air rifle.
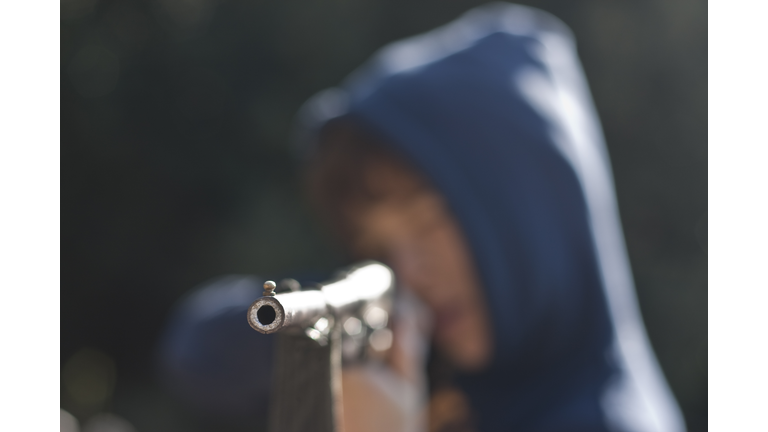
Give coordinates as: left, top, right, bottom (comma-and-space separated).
246, 261, 395, 432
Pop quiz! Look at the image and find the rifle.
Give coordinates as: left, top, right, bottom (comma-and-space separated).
246, 261, 395, 432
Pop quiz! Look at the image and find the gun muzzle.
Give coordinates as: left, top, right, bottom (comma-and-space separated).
247, 261, 394, 334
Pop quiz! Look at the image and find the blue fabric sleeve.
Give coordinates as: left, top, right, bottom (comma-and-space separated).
157, 275, 275, 421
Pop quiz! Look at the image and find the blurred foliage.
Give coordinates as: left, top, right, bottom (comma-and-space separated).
61, 0, 706, 430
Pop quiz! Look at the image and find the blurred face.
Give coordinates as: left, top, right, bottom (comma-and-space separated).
341, 162, 493, 371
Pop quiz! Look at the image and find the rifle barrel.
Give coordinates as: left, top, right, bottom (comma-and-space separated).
247, 261, 394, 334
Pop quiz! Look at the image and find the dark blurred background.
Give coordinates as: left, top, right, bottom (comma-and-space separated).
61, 0, 707, 430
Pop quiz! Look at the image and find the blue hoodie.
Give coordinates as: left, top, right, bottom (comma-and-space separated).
160, 3, 685, 431
297, 3, 685, 431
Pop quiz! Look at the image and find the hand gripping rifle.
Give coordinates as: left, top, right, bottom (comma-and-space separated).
247, 261, 395, 432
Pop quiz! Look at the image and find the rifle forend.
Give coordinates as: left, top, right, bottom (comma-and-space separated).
246, 261, 395, 334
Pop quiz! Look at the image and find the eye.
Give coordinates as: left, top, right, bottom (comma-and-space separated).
348, 229, 388, 262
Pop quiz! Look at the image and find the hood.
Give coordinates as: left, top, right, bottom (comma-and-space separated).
298, 3, 685, 431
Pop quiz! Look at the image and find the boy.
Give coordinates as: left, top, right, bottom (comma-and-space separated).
161, 4, 685, 431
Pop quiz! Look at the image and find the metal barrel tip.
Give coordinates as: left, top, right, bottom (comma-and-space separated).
248, 296, 285, 334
